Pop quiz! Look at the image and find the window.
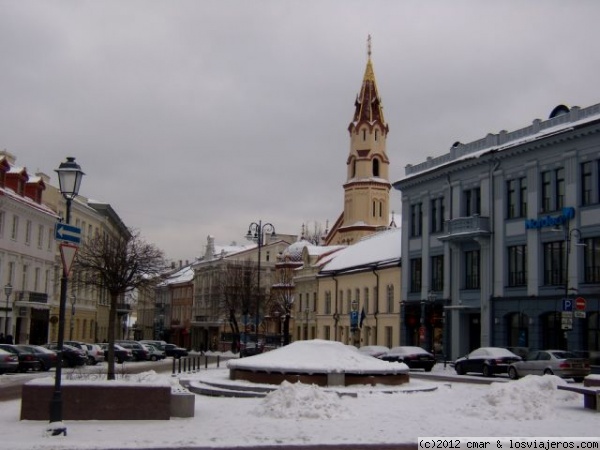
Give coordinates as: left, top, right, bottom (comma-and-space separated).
325, 291, 331, 315
364, 287, 369, 314
507, 179, 517, 218
581, 162, 592, 205
0, 211, 4, 237
464, 250, 480, 289
431, 255, 443, 291
541, 168, 565, 213
25, 220, 32, 245
385, 326, 393, 348
410, 258, 422, 293
583, 237, 600, 283
541, 171, 552, 212
543, 241, 565, 286
37, 225, 44, 248
410, 203, 423, 237
464, 187, 481, 216
324, 326, 331, 340
362, 129, 366, 140
556, 168, 565, 210
373, 158, 380, 177
520, 177, 528, 217
11, 215, 18, 240
430, 197, 445, 233
386, 285, 394, 313
508, 245, 527, 287
34, 268, 40, 292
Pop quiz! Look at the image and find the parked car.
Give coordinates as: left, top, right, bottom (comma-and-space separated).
0, 344, 42, 372
139, 339, 168, 349
380, 346, 436, 371
98, 343, 133, 364
43, 343, 87, 368
508, 350, 590, 382
357, 345, 390, 359
63, 341, 90, 358
164, 343, 188, 358
116, 341, 150, 361
84, 344, 105, 365
454, 347, 521, 377
142, 343, 165, 361
16, 345, 58, 371
0, 348, 18, 374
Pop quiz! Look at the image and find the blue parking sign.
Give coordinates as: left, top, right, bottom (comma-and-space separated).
562, 298, 573, 311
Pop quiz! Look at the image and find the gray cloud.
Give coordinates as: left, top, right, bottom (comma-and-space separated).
1, 0, 599, 261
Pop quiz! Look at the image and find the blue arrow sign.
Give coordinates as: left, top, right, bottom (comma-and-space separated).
55, 223, 81, 245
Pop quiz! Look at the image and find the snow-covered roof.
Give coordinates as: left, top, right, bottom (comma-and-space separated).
158, 266, 194, 286
400, 103, 600, 182
319, 228, 401, 274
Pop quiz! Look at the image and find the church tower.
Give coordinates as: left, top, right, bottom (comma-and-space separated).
325, 36, 391, 246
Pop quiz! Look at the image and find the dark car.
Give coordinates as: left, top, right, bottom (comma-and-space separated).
164, 343, 188, 359
98, 343, 133, 364
116, 341, 150, 361
0, 348, 19, 374
380, 346, 436, 371
43, 343, 87, 368
16, 345, 59, 371
0, 344, 42, 372
454, 347, 521, 377
508, 350, 591, 382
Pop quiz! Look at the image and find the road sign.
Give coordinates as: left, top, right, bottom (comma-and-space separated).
562, 298, 573, 312
55, 223, 81, 245
575, 297, 586, 311
561, 312, 573, 330
574, 311, 586, 319
59, 243, 78, 277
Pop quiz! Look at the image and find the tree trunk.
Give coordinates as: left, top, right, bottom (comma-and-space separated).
107, 292, 118, 380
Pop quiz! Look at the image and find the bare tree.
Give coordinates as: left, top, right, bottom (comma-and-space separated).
270, 256, 299, 345
219, 261, 257, 352
302, 221, 324, 245
73, 229, 168, 380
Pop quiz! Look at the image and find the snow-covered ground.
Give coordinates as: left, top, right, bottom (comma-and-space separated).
1, 340, 598, 449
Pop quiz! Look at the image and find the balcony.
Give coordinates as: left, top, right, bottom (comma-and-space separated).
15, 291, 49, 304
437, 215, 491, 242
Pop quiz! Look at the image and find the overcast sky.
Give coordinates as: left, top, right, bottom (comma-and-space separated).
1, 1, 599, 263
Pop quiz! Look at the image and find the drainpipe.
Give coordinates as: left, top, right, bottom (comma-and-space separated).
332, 275, 339, 341
488, 159, 500, 346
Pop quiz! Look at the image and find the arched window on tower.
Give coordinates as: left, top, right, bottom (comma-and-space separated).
375, 129, 378, 141
379, 201, 383, 217
351, 159, 356, 178
372, 201, 376, 217
362, 129, 366, 141
372, 158, 380, 177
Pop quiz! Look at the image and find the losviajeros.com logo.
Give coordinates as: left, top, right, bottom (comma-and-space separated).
525, 207, 575, 230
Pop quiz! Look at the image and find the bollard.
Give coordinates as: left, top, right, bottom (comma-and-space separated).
172, 357, 176, 375
217, 355, 220, 368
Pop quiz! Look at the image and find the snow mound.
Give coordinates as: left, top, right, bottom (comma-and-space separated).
461, 375, 578, 420
253, 381, 353, 419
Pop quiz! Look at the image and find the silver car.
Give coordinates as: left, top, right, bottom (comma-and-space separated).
508, 349, 590, 382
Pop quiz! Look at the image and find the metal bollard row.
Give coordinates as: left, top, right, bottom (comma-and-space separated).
172, 355, 221, 375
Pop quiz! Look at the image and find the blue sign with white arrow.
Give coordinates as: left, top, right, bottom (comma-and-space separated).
55, 223, 81, 245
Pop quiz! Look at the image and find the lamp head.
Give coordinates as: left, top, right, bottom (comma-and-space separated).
55, 157, 85, 200
4, 283, 12, 296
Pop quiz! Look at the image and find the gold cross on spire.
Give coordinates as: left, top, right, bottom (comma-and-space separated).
367, 34, 372, 59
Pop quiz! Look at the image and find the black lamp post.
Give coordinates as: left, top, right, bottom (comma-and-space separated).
69, 295, 76, 341
246, 220, 276, 349
4, 283, 12, 338
557, 225, 585, 350
49, 157, 84, 435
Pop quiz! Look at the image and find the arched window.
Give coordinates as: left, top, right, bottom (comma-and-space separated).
372, 201, 376, 217
372, 158, 380, 177
351, 160, 356, 178
375, 129, 378, 141
362, 129, 366, 141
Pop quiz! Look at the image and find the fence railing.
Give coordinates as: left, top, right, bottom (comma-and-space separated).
171, 354, 230, 376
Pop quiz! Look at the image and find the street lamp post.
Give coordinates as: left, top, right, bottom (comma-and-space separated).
3, 283, 12, 338
557, 225, 585, 350
246, 220, 276, 350
69, 295, 76, 341
49, 157, 84, 435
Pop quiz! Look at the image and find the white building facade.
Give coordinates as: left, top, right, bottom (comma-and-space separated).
394, 104, 600, 362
